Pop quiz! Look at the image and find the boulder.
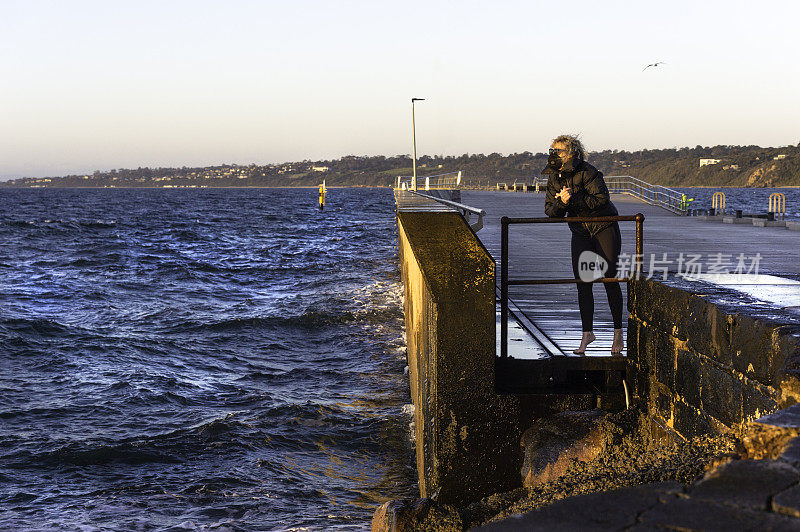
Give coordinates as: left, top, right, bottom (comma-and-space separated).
520, 410, 608, 488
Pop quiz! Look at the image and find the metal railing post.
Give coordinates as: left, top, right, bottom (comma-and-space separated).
635, 213, 644, 278
501, 217, 509, 358
770, 192, 786, 220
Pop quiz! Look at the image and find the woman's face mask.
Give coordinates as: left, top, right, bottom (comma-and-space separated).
547, 146, 569, 170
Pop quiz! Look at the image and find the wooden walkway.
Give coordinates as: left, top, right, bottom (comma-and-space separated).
462, 190, 800, 359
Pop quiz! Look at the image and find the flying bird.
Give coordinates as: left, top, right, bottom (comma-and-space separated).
642, 62, 665, 72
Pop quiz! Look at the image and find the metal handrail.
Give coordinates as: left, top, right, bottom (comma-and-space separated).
499, 214, 645, 359
409, 191, 485, 216
604, 176, 687, 215
409, 191, 486, 231
532, 175, 686, 215
396, 171, 462, 191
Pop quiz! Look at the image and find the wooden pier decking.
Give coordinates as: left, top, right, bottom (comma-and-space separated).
462, 191, 800, 358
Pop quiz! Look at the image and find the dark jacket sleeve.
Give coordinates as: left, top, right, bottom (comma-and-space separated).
570, 168, 610, 212
544, 178, 567, 217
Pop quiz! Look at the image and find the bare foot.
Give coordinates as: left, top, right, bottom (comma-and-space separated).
611, 328, 624, 355
573, 331, 595, 354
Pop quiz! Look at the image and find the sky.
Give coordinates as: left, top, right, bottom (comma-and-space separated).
2, 0, 799, 178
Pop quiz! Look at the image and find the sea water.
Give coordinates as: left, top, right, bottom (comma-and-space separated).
0, 188, 415, 530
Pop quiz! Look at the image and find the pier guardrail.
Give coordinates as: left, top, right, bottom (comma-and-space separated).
405, 191, 486, 231
397, 171, 462, 191
499, 214, 645, 358
605, 176, 687, 215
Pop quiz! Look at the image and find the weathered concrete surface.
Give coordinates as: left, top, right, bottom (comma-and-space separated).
633, 493, 800, 531
477, 459, 800, 531
475, 483, 684, 531
773, 484, 800, 518
398, 211, 522, 506
628, 275, 800, 440
689, 459, 799, 510
740, 405, 800, 461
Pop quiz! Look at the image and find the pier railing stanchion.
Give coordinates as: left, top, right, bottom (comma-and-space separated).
769, 193, 786, 221
500, 217, 509, 358
635, 213, 645, 277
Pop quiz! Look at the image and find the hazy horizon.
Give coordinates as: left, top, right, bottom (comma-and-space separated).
3, 0, 799, 179
4, 140, 800, 182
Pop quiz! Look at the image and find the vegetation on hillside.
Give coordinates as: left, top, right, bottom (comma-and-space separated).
4, 143, 800, 188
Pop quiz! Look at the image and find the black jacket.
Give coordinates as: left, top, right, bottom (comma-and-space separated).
543, 158, 618, 237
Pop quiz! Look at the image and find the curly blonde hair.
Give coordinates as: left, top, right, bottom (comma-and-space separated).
551, 134, 586, 161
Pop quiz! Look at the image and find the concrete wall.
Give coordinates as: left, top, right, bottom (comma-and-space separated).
397, 211, 522, 506
628, 277, 800, 440
397, 209, 630, 506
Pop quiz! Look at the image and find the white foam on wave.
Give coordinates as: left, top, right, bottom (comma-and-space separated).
347, 279, 403, 313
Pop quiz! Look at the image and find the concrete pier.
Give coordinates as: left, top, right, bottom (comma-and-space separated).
395, 207, 610, 507
397, 210, 521, 506
380, 189, 800, 530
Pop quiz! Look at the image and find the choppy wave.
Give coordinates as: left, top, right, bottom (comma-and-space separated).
0, 188, 414, 530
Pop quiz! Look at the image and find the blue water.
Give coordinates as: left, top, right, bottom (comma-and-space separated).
0, 188, 415, 530
673, 187, 800, 220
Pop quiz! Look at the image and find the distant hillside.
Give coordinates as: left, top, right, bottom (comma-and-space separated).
590, 144, 800, 187
3, 143, 799, 188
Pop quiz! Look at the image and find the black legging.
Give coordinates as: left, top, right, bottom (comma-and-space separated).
570, 222, 623, 331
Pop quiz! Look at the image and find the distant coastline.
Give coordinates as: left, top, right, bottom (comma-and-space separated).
0, 185, 392, 190
3, 143, 799, 189
4, 185, 800, 190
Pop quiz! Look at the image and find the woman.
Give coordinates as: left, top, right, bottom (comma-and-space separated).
543, 135, 624, 355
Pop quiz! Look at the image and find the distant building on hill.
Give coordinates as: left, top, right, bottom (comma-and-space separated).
774, 154, 787, 160
312, 166, 329, 172
699, 158, 721, 167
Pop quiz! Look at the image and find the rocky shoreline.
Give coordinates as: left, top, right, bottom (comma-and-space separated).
373, 404, 800, 530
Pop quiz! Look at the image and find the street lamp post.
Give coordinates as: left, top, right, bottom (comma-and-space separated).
411, 98, 425, 190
